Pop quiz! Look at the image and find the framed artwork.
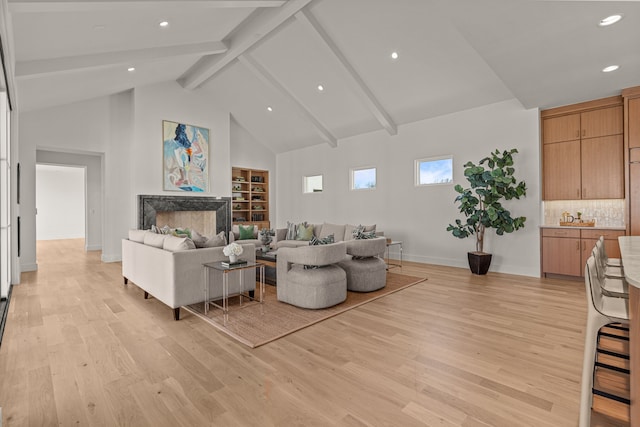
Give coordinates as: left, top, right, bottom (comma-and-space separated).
163, 120, 209, 192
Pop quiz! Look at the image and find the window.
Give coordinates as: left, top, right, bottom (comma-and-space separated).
351, 167, 376, 190
303, 175, 323, 193
415, 156, 453, 186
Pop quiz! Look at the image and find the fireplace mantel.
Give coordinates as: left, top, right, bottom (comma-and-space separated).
138, 195, 231, 236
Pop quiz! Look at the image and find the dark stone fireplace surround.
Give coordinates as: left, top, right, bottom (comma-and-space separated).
137, 195, 232, 237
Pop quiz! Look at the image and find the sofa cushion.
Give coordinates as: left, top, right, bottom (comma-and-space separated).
319, 223, 345, 241
163, 235, 196, 252
295, 223, 314, 241
144, 232, 168, 248
239, 224, 255, 240
129, 229, 147, 243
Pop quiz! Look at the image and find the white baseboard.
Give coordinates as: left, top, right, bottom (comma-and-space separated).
101, 254, 122, 263
85, 244, 102, 251
20, 262, 38, 272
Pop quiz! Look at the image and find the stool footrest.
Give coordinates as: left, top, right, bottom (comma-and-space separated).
594, 361, 630, 374
598, 331, 629, 341
592, 388, 630, 405
597, 347, 630, 360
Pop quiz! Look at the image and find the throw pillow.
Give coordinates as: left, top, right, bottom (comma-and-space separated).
353, 226, 377, 240
203, 231, 227, 247
286, 221, 297, 240
239, 224, 255, 240
151, 224, 172, 234
309, 234, 334, 245
172, 227, 191, 238
295, 222, 314, 241
191, 229, 208, 248
345, 224, 376, 240
163, 235, 196, 252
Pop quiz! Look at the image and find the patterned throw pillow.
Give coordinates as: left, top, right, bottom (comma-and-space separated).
309, 234, 334, 246
286, 221, 297, 240
151, 224, 172, 234
239, 224, 255, 240
295, 222, 314, 241
353, 225, 377, 240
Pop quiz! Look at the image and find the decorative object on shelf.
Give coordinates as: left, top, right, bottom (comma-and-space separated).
232, 185, 242, 191
162, 120, 209, 192
223, 242, 243, 263
259, 228, 275, 252
576, 211, 583, 221
447, 148, 527, 275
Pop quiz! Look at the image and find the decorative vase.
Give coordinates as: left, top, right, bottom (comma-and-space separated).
229, 254, 238, 263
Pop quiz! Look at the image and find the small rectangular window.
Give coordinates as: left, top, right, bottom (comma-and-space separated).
303, 175, 323, 193
351, 167, 376, 190
415, 156, 453, 186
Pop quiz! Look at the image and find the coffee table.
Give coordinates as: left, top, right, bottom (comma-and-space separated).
255, 249, 277, 285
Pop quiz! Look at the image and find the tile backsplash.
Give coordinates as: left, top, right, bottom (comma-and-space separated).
543, 199, 625, 227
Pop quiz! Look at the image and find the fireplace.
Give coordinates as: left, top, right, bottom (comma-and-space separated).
138, 195, 231, 237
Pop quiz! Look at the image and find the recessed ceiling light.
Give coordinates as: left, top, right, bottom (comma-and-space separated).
317, 84, 324, 92
159, 21, 169, 27
602, 65, 620, 73
599, 14, 622, 27
128, 67, 136, 72
266, 106, 273, 112
391, 51, 399, 60
93, 25, 106, 31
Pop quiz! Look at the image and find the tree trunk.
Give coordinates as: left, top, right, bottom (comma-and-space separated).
476, 224, 485, 253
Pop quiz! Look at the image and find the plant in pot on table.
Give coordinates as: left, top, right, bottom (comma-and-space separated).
446, 148, 527, 275
223, 242, 244, 264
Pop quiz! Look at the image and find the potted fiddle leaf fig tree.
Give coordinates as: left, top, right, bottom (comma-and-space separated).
446, 148, 527, 275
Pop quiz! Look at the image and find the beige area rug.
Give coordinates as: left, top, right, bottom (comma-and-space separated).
184, 272, 427, 348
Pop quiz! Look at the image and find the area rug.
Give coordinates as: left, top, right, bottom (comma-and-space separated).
184, 272, 427, 348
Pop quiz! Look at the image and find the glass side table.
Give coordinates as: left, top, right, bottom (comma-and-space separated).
203, 261, 265, 324
385, 241, 403, 269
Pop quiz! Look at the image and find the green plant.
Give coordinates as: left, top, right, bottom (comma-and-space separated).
446, 148, 527, 253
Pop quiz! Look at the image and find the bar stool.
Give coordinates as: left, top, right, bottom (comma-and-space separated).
599, 236, 622, 268
592, 246, 629, 298
579, 256, 629, 427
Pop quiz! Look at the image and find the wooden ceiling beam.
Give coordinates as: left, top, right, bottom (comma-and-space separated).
16, 41, 228, 78
8, 0, 286, 13
238, 53, 338, 148
294, 10, 397, 136
178, 0, 313, 90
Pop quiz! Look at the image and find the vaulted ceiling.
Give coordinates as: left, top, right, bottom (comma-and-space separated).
8, 0, 640, 153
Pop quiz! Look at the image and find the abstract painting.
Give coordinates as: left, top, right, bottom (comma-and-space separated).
163, 120, 209, 192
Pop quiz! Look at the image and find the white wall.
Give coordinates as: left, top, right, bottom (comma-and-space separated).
19, 81, 233, 268
230, 116, 277, 225
35, 164, 85, 240
276, 99, 542, 277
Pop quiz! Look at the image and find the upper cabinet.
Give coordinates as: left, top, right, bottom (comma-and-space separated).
542, 98, 624, 200
623, 86, 640, 236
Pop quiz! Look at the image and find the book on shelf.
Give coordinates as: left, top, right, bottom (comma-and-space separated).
221, 259, 248, 268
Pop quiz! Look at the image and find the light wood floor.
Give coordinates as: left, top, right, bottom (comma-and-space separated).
0, 239, 629, 426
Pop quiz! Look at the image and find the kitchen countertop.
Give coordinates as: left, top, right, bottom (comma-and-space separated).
540, 225, 626, 230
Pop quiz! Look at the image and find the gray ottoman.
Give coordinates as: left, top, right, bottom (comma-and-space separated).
338, 256, 387, 292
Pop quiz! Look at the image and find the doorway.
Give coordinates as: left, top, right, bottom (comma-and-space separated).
36, 164, 86, 241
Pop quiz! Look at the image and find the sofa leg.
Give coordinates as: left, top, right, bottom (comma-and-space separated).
144, 291, 149, 299
173, 308, 180, 321
124, 277, 128, 285
249, 290, 255, 299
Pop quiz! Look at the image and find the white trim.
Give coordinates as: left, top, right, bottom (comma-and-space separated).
414, 155, 454, 187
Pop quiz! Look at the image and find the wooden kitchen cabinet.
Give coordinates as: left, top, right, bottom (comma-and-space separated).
541, 228, 581, 276
624, 87, 640, 236
581, 135, 624, 199
541, 228, 625, 277
542, 98, 623, 200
